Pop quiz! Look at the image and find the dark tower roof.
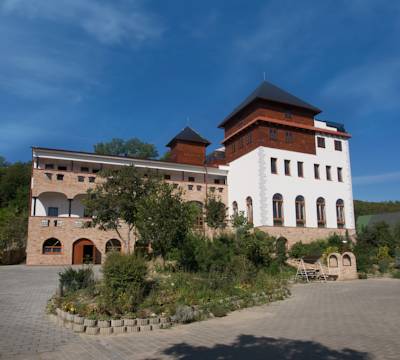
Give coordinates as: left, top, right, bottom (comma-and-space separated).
218, 81, 322, 128
166, 126, 211, 147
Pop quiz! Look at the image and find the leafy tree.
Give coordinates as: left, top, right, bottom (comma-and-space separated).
84, 166, 157, 252
354, 199, 400, 219
0, 161, 31, 209
204, 194, 227, 233
0, 155, 9, 168
231, 211, 252, 238
136, 182, 196, 263
94, 138, 158, 159
159, 151, 171, 161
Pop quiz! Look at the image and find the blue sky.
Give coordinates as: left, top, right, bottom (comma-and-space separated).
0, 0, 399, 201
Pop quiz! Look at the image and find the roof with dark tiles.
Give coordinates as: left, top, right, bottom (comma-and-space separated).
166, 126, 211, 147
219, 81, 322, 128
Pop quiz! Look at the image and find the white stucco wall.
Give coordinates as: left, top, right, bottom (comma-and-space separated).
227, 134, 355, 230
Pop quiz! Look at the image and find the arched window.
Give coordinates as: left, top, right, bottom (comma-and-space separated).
343, 254, 351, 266
232, 201, 238, 216
295, 195, 305, 227
43, 238, 62, 254
246, 197, 253, 224
316, 197, 326, 227
106, 239, 122, 253
336, 199, 345, 228
190, 201, 204, 229
329, 254, 338, 267
273, 193, 283, 226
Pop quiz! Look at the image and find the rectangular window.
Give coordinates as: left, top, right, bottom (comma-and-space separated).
164, 174, 171, 180
337, 167, 343, 182
214, 179, 220, 184
284, 160, 291, 176
48, 207, 59, 217
271, 158, 277, 174
56, 174, 64, 181
78, 176, 85, 182
285, 131, 293, 143
317, 137, 325, 148
197, 185, 202, 191
188, 184, 193, 191
269, 128, 278, 141
314, 164, 320, 179
247, 132, 253, 144
188, 176, 195, 182
92, 169, 100, 174
335, 140, 342, 151
58, 166, 67, 171
297, 162, 304, 177
88, 177, 95, 183
45, 164, 54, 170
238, 137, 244, 149
326, 166, 332, 181
80, 166, 89, 172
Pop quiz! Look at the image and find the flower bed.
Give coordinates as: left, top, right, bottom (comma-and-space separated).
52, 287, 289, 336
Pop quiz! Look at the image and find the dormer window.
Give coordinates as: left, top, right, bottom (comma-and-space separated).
188, 176, 195, 182
81, 166, 89, 173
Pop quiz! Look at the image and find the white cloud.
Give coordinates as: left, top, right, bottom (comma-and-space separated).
1, 0, 164, 45
353, 171, 400, 185
320, 59, 400, 115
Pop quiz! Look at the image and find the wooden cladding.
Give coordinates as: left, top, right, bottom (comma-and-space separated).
225, 123, 316, 163
169, 142, 207, 166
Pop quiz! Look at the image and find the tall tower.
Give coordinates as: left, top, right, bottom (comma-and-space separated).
166, 126, 210, 166
220, 81, 354, 245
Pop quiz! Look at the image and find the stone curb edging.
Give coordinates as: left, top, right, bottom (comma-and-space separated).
54, 288, 289, 336
55, 308, 173, 336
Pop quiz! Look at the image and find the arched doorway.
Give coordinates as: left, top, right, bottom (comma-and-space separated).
72, 239, 101, 264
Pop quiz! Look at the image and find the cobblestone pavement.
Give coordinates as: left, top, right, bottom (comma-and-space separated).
1, 266, 399, 360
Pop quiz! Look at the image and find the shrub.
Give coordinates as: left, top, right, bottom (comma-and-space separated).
101, 252, 147, 314
208, 302, 229, 317
391, 270, 400, 279
289, 240, 327, 259
59, 267, 94, 294
173, 305, 199, 323
238, 230, 274, 268
376, 245, 392, 274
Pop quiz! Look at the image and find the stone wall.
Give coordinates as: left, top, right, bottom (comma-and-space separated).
257, 225, 356, 248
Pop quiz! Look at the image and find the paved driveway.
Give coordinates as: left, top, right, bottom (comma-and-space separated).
0, 265, 399, 360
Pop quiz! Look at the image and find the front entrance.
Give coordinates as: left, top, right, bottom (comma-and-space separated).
72, 239, 101, 264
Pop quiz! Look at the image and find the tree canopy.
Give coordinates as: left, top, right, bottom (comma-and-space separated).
84, 166, 158, 252
354, 200, 400, 219
93, 138, 158, 159
136, 182, 196, 262
0, 157, 31, 262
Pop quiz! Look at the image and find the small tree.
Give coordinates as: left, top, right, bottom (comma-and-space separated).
205, 194, 227, 235
83, 166, 157, 252
231, 211, 252, 239
136, 182, 196, 263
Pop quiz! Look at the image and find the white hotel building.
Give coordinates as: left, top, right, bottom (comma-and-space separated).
27, 81, 354, 265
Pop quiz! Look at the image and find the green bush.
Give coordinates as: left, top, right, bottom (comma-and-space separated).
238, 230, 274, 269
289, 240, 327, 259
101, 252, 147, 314
391, 270, 400, 279
59, 267, 94, 293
